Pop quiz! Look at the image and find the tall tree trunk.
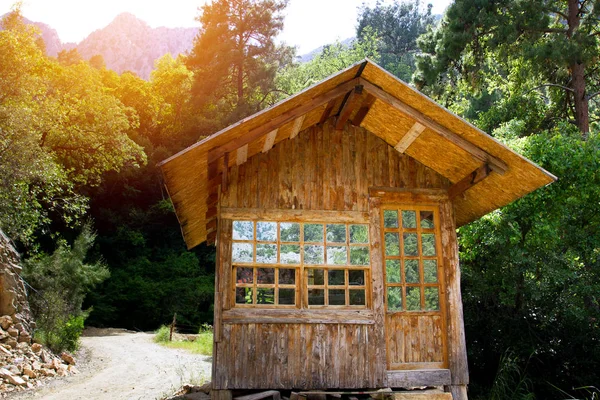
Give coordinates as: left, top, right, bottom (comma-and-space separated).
567, 0, 590, 137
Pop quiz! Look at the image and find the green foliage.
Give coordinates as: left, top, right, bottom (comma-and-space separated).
357, 0, 434, 81
154, 325, 171, 343
460, 126, 600, 398
276, 32, 380, 96
35, 314, 86, 354
186, 0, 294, 125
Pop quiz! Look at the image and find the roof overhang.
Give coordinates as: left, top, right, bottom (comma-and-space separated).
159, 59, 556, 249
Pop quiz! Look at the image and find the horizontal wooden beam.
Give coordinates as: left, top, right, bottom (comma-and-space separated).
351, 94, 376, 126
220, 208, 369, 223
448, 163, 492, 200
208, 77, 361, 164
386, 369, 451, 388
335, 85, 363, 130
359, 78, 508, 175
394, 122, 426, 153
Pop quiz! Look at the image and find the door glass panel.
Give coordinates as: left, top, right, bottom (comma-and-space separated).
406, 287, 421, 311
280, 244, 300, 264
304, 245, 324, 264
421, 233, 436, 256
256, 288, 275, 304
385, 232, 400, 256
423, 260, 438, 283
232, 243, 253, 263
279, 288, 295, 305
404, 259, 420, 283
257, 222, 276, 241
257, 268, 275, 284
387, 287, 403, 311
403, 233, 418, 256
233, 221, 253, 240
308, 289, 325, 305
236, 267, 253, 284
307, 269, 324, 285
350, 246, 370, 265
420, 211, 435, 229
384, 210, 399, 228
279, 268, 296, 285
349, 270, 365, 285
349, 289, 366, 305
402, 210, 417, 229
236, 287, 252, 304
424, 287, 440, 310
386, 260, 401, 283
329, 289, 345, 305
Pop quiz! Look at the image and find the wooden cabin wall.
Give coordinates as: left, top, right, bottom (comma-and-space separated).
219, 121, 450, 211
214, 120, 452, 390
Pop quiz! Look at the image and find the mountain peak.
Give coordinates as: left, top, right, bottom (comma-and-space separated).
109, 12, 148, 28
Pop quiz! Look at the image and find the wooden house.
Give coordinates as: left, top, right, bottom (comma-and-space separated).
158, 60, 555, 400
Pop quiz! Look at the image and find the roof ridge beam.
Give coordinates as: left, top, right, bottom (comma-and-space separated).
358, 78, 508, 175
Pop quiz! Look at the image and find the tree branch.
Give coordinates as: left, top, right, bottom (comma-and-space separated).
526, 83, 575, 95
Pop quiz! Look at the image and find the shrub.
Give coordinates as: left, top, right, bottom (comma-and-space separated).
35, 313, 86, 353
154, 325, 171, 343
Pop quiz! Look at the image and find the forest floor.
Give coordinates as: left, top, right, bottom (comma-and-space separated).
7, 328, 212, 400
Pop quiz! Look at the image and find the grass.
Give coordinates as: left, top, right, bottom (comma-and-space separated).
154, 324, 213, 356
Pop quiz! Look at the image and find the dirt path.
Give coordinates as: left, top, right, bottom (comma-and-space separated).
10, 328, 212, 400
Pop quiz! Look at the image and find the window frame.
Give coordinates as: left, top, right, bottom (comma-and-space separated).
229, 216, 372, 310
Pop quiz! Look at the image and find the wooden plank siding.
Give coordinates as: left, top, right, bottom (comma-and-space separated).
219, 120, 451, 210
213, 121, 453, 390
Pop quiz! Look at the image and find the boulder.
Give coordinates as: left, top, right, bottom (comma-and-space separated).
31, 343, 42, 354
7, 328, 18, 338
60, 352, 76, 365
0, 368, 26, 386
5, 338, 17, 349
0, 316, 12, 330
22, 367, 36, 379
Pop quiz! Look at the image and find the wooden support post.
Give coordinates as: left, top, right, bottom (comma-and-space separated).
211, 390, 233, 400
221, 152, 229, 193
169, 312, 177, 341
448, 164, 491, 200
352, 94, 376, 126
335, 85, 363, 130
446, 385, 468, 400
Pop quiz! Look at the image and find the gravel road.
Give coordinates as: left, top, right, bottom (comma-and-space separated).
9, 328, 212, 400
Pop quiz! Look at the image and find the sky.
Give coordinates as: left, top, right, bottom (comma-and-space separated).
1, 0, 452, 53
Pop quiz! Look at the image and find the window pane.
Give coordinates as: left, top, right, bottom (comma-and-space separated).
236, 287, 253, 304
304, 224, 323, 242
423, 260, 438, 283
327, 246, 347, 265
279, 268, 295, 285
236, 267, 254, 284
349, 270, 365, 286
232, 243, 253, 263
329, 289, 346, 305
404, 259, 420, 283
304, 245, 324, 264
350, 246, 370, 265
257, 268, 274, 284
385, 232, 400, 256
406, 287, 421, 311
328, 269, 345, 286
424, 287, 440, 311
279, 288, 295, 305
257, 222, 276, 241
280, 244, 300, 264
387, 287, 402, 311
307, 269, 324, 285
233, 221, 253, 240
349, 225, 368, 243
420, 211, 435, 229
386, 260, 401, 283
402, 211, 417, 229
308, 289, 325, 305
383, 210, 399, 228
280, 222, 300, 242
349, 289, 366, 306
326, 224, 346, 243
256, 288, 275, 305
403, 233, 418, 256
256, 244, 277, 263
421, 233, 437, 256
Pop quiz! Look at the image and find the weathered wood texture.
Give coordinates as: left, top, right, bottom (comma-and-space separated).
439, 201, 469, 386
214, 323, 385, 389
220, 120, 451, 211
386, 314, 445, 368
386, 369, 451, 388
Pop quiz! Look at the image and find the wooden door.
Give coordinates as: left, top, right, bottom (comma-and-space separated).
381, 204, 448, 370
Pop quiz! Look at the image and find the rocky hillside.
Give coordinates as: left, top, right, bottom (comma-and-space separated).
76, 13, 198, 79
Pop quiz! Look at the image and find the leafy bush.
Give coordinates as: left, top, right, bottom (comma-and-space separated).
154, 325, 171, 343
35, 314, 86, 353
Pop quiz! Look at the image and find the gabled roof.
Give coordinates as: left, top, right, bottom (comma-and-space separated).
159, 59, 556, 249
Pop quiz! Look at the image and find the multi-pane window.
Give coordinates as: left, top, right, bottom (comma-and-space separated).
382, 207, 442, 312
232, 220, 371, 308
